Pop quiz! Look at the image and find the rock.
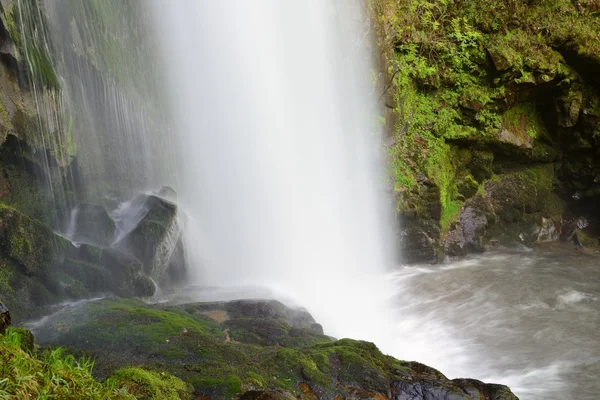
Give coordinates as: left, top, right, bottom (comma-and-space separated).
460, 207, 488, 252
556, 89, 583, 128
98, 249, 156, 297
159, 237, 186, 288
452, 378, 519, 400
468, 151, 494, 183
156, 185, 177, 202
0, 301, 10, 334
68, 204, 116, 247
537, 217, 559, 243
115, 194, 181, 281
29, 298, 520, 400
0, 205, 55, 275
444, 222, 467, 257
398, 223, 442, 264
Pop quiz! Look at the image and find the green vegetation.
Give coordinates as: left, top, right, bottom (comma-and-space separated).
108, 367, 193, 400
0, 204, 54, 275
0, 328, 135, 399
370, 0, 600, 243
40, 298, 418, 398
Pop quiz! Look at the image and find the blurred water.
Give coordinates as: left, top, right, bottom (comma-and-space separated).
387, 245, 600, 400
149, 0, 397, 344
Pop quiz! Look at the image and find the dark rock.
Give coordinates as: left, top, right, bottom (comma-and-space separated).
556, 88, 583, 128
460, 207, 488, 252
0, 301, 10, 334
239, 391, 295, 400
453, 378, 519, 400
115, 194, 181, 281
69, 204, 116, 247
444, 222, 467, 257
469, 151, 494, 183
398, 222, 442, 264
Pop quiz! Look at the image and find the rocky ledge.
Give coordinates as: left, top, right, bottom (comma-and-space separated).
15, 297, 520, 400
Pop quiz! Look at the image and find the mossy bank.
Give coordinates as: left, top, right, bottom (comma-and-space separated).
371, 0, 600, 262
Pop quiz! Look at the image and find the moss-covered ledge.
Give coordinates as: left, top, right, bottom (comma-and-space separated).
25, 297, 519, 400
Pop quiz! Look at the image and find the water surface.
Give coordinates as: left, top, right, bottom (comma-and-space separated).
390, 245, 599, 400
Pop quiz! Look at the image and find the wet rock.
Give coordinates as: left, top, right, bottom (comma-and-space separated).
452, 378, 519, 400
0, 205, 55, 275
444, 222, 467, 257
398, 222, 442, 264
69, 203, 116, 247
30, 298, 520, 399
215, 299, 326, 346
115, 193, 181, 281
157, 185, 177, 202
0, 302, 10, 334
460, 207, 488, 252
160, 237, 187, 288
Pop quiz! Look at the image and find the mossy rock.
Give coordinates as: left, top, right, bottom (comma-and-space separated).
30, 298, 519, 399
469, 151, 494, 183
486, 165, 556, 222
0, 162, 51, 223
109, 367, 193, 400
115, 194, 181, 281
0, 204, 54, 275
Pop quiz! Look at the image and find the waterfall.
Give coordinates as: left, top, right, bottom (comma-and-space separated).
150, 1, 398, 344
22, 0, 399, 348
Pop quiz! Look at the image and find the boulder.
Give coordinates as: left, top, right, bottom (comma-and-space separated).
115, 194, 182, 281
68, 203, 116, 247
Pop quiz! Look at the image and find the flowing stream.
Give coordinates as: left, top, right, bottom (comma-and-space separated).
387, 245, 600, 400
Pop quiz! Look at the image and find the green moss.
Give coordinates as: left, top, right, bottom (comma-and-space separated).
502, 103, 546, 140
191, 376, 242, 399
108, 367, 193, 400
4, 0, 59, 90
0, 204, 54, 275
371, 0, 600, 248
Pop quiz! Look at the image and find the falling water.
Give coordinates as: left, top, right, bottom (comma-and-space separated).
150, 0, 398, 344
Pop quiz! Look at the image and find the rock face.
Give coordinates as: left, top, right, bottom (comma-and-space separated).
30, 297, 519, 400
375, 0, 600, 262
